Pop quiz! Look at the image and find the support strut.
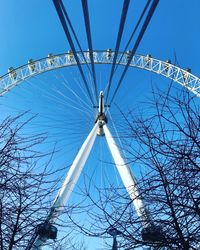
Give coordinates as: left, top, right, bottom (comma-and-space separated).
104, 124, 150, 225
28, 91, 158, 250
31, 123, 98, 249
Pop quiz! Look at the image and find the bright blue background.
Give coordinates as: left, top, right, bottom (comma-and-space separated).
0, 1, 200, 74
0, 1, 200, 249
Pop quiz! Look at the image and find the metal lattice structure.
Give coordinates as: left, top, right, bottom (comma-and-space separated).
1, 50, 200, 97
30, 91, 152, 249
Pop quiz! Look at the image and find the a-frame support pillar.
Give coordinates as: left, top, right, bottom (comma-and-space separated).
31, 91, 151, 249
32, 123, 98, 249
104, 124, 150, 225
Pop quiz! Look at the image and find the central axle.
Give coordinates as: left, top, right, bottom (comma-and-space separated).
95, 91, 107, 136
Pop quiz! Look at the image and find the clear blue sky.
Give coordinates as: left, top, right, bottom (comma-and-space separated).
0, 1, 200, 249
0, 1, 199, 74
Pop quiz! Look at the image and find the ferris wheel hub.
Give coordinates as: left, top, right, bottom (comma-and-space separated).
97, 120, 105, 136
95, 91, 107, 136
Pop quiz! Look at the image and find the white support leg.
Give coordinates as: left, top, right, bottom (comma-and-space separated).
33, 123, 98, 249
104, 124, 150, 225
49, 122, 98, 222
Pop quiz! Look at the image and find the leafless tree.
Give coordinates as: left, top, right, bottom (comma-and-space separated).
0, 113, 84, 250
65, 86, 200, 250
120, 86, 200, 249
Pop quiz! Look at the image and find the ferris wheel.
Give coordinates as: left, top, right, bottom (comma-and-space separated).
2, 51, 200, 249
1, 0, 200, 250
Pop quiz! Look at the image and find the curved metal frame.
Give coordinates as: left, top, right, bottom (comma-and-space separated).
1, 50, 200, 97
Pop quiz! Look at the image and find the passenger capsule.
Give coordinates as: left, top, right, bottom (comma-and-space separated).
186, 68, 191, 73
106, 49, 112, 60
145, 54, 152, 66
28, 59, 35, 72
8, 67, 17, 80
47, 53, 55, 65
165, 59, 171, 73
126, 50, 132, 60
67, 50, 74, 60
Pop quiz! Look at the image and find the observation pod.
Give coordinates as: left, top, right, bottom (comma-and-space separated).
47, 53, 55, 66
67, 50, 74, 60
28, 59, 36, 72
8, 67, 17, 80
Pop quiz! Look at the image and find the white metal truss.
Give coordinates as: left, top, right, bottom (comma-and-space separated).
33, 123, 98, 249
31, 92, 151, 249
1, 50, 200, 97
33, 121, 149, 249
104, 124, 150, 226
49, 123, 98, 223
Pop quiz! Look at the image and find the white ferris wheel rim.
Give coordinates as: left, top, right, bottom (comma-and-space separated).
0, 50, 199, 98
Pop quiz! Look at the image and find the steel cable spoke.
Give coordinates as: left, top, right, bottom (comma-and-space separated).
109, 0, 160, 105
105, 0, 130, 103
81, 0, 98, 103
114, 0, 152, 74
53, 0, 94, 105
59, 0, 93, 76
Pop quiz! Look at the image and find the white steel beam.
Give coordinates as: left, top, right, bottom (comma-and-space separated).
50, 122, 98, 222
33, 123, 98, 249
1, 51, 200, 97
104, 124, 150, 226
